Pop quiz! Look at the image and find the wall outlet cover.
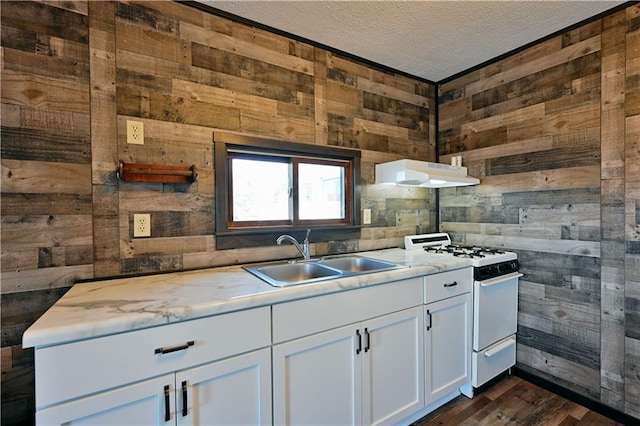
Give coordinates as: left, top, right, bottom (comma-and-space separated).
127, 120, 144, 145
133, 213, 151, 237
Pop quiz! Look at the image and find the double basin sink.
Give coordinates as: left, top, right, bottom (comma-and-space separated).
243, 255, 401, 287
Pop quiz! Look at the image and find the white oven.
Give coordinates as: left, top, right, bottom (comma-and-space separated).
404, 233, 522, 392
472, 271, 522, 387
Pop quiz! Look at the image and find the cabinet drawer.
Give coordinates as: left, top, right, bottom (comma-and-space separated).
35, 307, 270, 409
272, 277, 423, 343
424, 268, 472, 304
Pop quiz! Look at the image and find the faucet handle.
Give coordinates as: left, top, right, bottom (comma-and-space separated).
304, 228, 311, 243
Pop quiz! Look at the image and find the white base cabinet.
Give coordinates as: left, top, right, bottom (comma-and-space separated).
34, 307, 272, 426
37, 348, 271, 425
273, 306, 424, 426
272, 277, 425, 426
424, 268, 473, 405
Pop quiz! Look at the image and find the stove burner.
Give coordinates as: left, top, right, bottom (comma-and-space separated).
424, 246, 450, 254
453, 251, 484, 258
424, 244, 505, 254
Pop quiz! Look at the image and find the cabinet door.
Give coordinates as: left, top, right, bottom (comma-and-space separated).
36, 374, 175, 426
273, 324, 361, 426
363, 307, 424, 426
177, 348, 271, 426
425, 293, 471, 404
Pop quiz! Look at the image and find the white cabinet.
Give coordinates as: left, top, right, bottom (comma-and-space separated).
37, 374, 174, 425
37, 348, 271, 425
177, 348, 271, 425
34, 307, 272, 426
424, 268, 472, 405
273, 323, 361, 425
363, 307, 424, 425
272, 277, 424, 426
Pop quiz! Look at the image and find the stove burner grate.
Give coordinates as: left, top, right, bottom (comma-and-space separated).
424, 244, 506, 257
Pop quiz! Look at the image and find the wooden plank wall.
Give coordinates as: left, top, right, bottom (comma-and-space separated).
438, 4, 640, 420
0, 1, 436, 423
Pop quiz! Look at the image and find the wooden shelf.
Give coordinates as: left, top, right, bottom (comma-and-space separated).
118, 160, 198, 184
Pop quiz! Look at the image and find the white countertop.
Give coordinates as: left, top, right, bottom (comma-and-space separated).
22, 248, 471, 349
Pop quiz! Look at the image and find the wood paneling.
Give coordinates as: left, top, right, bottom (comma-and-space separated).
1, 1, 92, 420
439, 4, 640, 421
0, 1, 436, 422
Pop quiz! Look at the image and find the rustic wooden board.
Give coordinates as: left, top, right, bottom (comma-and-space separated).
625, 337, 640, 417
2, 70, 90, 113
182, 22, 314, 76
624, 6, 640, 418
517, 325, 599, 370
516, 344, 601, 400
465, 36, 601, 97
599, 10, 628, 410
0, 1, 88, 44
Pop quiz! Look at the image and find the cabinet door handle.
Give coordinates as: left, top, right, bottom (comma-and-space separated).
181, 380, 188, 417
443, 281, 458, 287
356, 329, 362, 354
164, 385, 171, 422
364, 328, 370, 352
426, 310, 432, 331
155, 340, 194, 355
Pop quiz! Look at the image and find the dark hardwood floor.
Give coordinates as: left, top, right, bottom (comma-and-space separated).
413, 375, 625, 425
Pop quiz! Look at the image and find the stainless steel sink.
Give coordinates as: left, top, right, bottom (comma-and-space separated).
320, 256, 397, 273
246, 262, 341, 286
243, 255, 401, 287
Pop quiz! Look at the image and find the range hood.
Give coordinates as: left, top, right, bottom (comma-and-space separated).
375, 159, 480, 188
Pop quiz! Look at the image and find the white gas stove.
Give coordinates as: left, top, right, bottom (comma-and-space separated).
404, 233, 516, 265
404, 232, 522, 392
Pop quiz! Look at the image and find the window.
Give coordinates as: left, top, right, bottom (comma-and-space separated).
214, 133, 361, 249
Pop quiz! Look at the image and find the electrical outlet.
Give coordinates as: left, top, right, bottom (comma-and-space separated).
133, 214, 151, 237
127, 120, 144, 145
363, 208, 371, 225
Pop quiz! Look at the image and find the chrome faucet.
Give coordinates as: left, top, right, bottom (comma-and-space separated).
276, 229, 311, 260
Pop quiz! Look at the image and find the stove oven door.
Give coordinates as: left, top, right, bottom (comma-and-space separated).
472, 272, 523, 351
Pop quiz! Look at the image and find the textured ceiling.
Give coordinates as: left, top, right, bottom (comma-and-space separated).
199, 0, 625, 82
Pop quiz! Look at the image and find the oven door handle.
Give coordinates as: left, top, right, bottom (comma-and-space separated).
478, 272, 523, 287
484, 337, 516, 357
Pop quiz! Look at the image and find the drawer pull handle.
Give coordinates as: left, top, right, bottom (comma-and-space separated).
182, 380, 188, 417
155, 340, 194, 355
364, 328, 370, 353
356, 329, 362, 354
484, 338, 516, 357
164, 385, 171, 422
444, 281, 458, 287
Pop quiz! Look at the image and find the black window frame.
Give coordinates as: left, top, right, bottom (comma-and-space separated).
214, 133, 362, 250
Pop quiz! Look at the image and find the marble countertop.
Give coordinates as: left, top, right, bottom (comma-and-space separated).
23, 248, 471, 349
